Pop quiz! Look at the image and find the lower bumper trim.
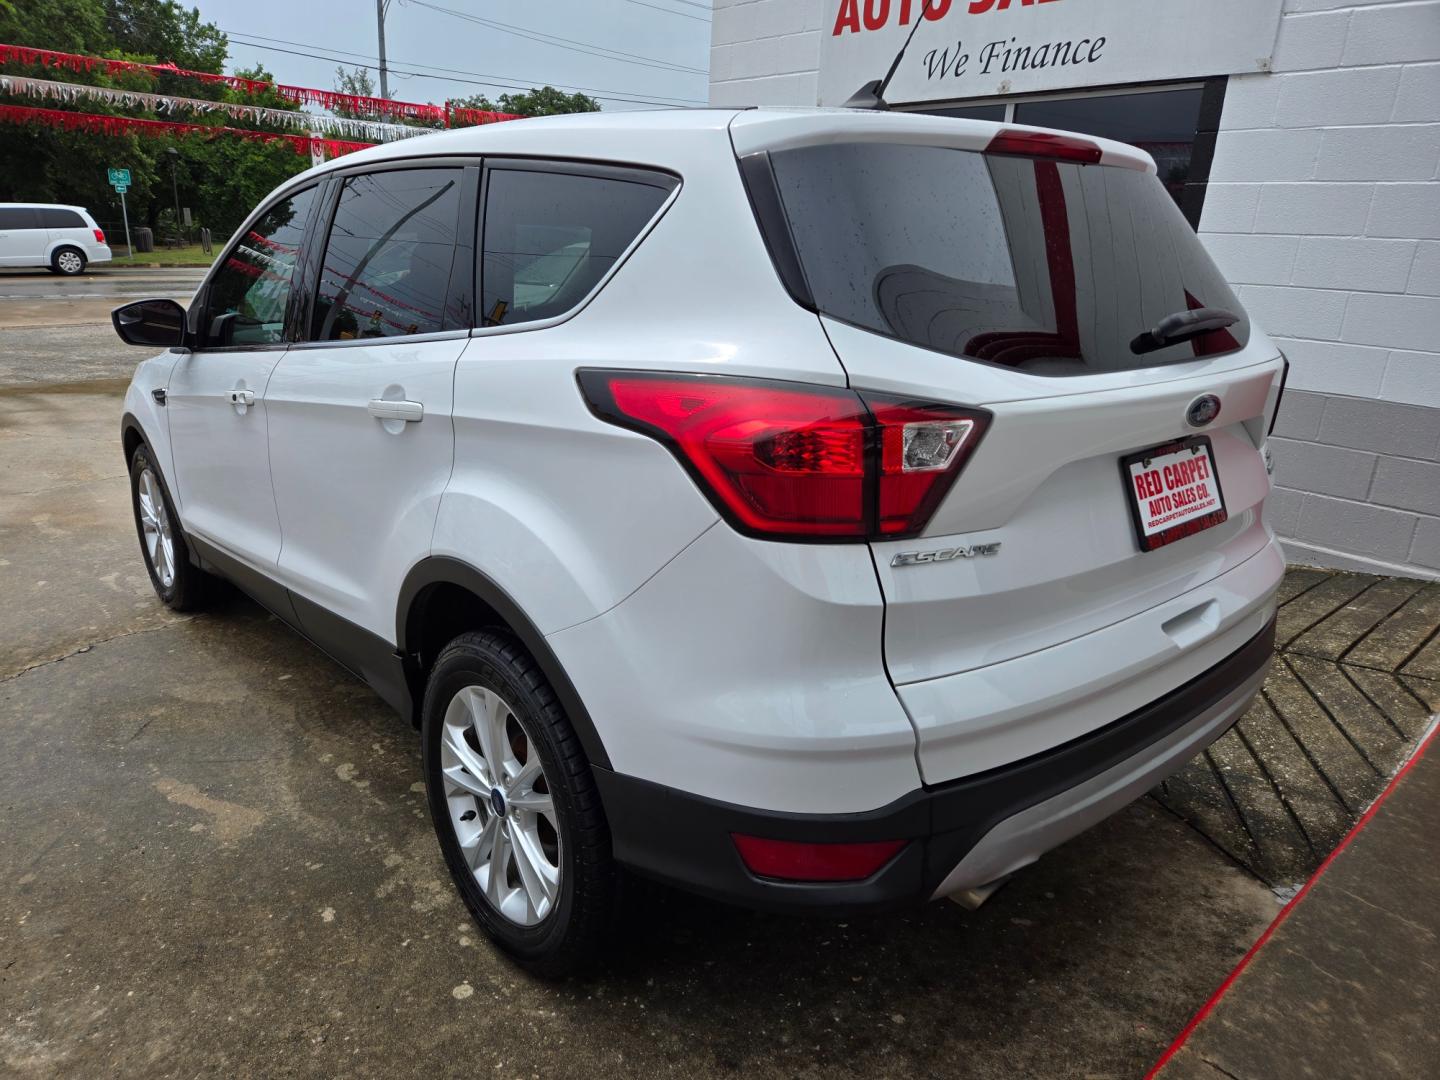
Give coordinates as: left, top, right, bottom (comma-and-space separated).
594, 614, 1276, 913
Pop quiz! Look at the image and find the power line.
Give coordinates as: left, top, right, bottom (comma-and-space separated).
619, 0, 712, 22
221, 32, 703, 109
222, 29, 704, 103
402, 0, 708, 76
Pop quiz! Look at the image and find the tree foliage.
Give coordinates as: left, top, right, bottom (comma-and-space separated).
449, 86, 601, 120
0, 3, 599, 243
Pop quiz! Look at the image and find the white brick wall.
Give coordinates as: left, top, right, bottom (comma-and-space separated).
707, 0, 1440, 577
1202, 0, 1440, 577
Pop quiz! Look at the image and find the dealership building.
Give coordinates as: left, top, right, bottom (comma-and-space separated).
709, 0, 1440, 579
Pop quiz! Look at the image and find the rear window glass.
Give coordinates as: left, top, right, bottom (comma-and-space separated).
311, 168, 462, 341
39, 208, 86, 228
480, 169, 670, 328
0, 207, 40, 229
766, 143, 1249, 375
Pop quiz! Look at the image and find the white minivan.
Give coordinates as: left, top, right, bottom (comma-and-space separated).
0, 202, 112, 274
111, 110, 1286, 976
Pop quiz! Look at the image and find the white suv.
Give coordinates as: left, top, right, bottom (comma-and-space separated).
0, 202, 112, 274
113, 110, 1286, 976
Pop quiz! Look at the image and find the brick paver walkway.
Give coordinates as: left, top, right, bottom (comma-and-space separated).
1154, 569, 1439, 887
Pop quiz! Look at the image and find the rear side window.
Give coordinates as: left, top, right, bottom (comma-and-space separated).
311, 168, 462, 341
0, 207, 40, 229
765, 143, 1250, 375
39, 208, 86, 228
480, 169, 670, 328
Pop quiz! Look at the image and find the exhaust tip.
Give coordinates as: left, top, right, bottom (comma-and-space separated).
946, 874, 1012, 911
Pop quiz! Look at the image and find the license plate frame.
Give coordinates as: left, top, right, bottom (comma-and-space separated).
1120, 435, 1228, 553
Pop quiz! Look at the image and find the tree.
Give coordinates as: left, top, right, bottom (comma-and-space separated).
449, 86, 601, 121
0, 1, 320, 241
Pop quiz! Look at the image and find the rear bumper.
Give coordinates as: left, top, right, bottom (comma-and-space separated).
595, 613, 1275, 913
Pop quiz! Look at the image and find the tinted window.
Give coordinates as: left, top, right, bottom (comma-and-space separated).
480, 170, 669, 328
203, 186, 317, 348
310, 168, 461, 341
0, 207, 40, 229
767, 142, 1248, 376
924, 104, 1006, 122
1013, 88, 1206, 207
39, 208, 86, 229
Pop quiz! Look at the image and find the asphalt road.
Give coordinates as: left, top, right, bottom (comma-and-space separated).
0, 282, 1287, 1079
0, 267, 207, 333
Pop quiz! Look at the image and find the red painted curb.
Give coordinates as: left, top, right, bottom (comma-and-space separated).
1144, 720, 1439, 1080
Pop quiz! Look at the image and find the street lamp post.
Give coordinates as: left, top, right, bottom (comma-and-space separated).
165, 147, 182, 245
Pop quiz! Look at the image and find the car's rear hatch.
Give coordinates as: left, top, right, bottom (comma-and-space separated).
733, 112, 1285, 783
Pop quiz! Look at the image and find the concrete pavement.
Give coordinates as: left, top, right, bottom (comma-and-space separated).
1154, 726, 1439, 1079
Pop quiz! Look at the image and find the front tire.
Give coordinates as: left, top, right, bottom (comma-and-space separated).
50, 247, 87, 276
129, 444, 208, 611
421, 631, 620, 977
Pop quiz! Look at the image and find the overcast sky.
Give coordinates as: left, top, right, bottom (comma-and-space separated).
195, 0, 711, 111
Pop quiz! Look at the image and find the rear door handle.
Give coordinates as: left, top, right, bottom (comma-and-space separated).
367, 399, 424, 422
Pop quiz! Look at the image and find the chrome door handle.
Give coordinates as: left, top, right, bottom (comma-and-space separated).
227, 389, 255, 406
367, 399, 424, 422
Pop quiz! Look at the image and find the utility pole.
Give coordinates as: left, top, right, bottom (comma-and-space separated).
376, 0, 389, 101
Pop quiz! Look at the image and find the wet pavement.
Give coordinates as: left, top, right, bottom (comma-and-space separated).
1, 301, 1435, 1078
0, 267, 205, 331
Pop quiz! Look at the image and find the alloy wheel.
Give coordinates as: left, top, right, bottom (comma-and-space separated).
440, 685, 561, 926
56, 250, 83, 274
137, 467, 175, 588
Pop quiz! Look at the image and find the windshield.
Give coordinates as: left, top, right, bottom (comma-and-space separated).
765, 142, 1250, 375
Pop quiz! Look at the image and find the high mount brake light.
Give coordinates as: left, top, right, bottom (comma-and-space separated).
985, 129, 1104, 165
578, 370, 990, 542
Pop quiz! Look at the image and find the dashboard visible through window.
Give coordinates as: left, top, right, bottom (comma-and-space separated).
202, 186, 317, 348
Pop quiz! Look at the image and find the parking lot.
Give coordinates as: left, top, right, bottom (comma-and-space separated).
1, 270, 1436, 1079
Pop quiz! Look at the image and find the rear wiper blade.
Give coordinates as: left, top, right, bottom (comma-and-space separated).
1130, 307, 1239, 355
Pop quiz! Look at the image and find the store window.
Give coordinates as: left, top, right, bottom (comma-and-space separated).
917, 80, 1224, 228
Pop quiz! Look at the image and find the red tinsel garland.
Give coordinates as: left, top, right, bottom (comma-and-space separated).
0, 43, 521, 127
0, 103, 375, 158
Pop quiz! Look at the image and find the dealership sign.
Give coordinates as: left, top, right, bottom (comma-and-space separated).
819, 0, 1285, 106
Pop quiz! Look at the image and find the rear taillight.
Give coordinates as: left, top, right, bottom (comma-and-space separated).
93, 229, 106, 244
985, 129, 1103, 164
578, 370, 989, 541
731, 834, 906, 882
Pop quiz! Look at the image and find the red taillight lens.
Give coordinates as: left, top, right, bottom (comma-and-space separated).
579, 371, 989, 541
985, 129, 1103, 164
93, 229, 106, 244
732, 834, 906, 882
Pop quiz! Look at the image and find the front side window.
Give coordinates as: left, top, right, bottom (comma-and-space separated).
310, 168, 462, 341
766, 142, 1249, 376
480, 169, 670, 328
202, 186, 317, 348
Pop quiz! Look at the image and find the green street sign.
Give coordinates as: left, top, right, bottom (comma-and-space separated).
108, 167, 131, 187
113, 184, 129, 195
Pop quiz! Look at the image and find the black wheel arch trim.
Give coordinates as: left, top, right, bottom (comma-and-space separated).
396, 556, 612, 770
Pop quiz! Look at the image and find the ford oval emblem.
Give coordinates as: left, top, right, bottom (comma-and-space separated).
1186, 394, 1222, 427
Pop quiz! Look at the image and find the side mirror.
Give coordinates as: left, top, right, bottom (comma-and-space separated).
112, 298, 188, 349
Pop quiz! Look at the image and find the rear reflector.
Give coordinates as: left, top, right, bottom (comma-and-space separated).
985, 129, 1103, 164
93, 229, 106, 244
731, 835, 906, 882
578, 370, 989, 541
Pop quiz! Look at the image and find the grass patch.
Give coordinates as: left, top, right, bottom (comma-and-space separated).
110, 245, 217, 267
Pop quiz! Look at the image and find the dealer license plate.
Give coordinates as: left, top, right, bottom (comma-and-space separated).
1120, 436, 1228, 552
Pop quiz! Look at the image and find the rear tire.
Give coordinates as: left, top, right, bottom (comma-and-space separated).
129, 444, 209, 611
50, 247, 87, 276
421, 631, 620, 978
